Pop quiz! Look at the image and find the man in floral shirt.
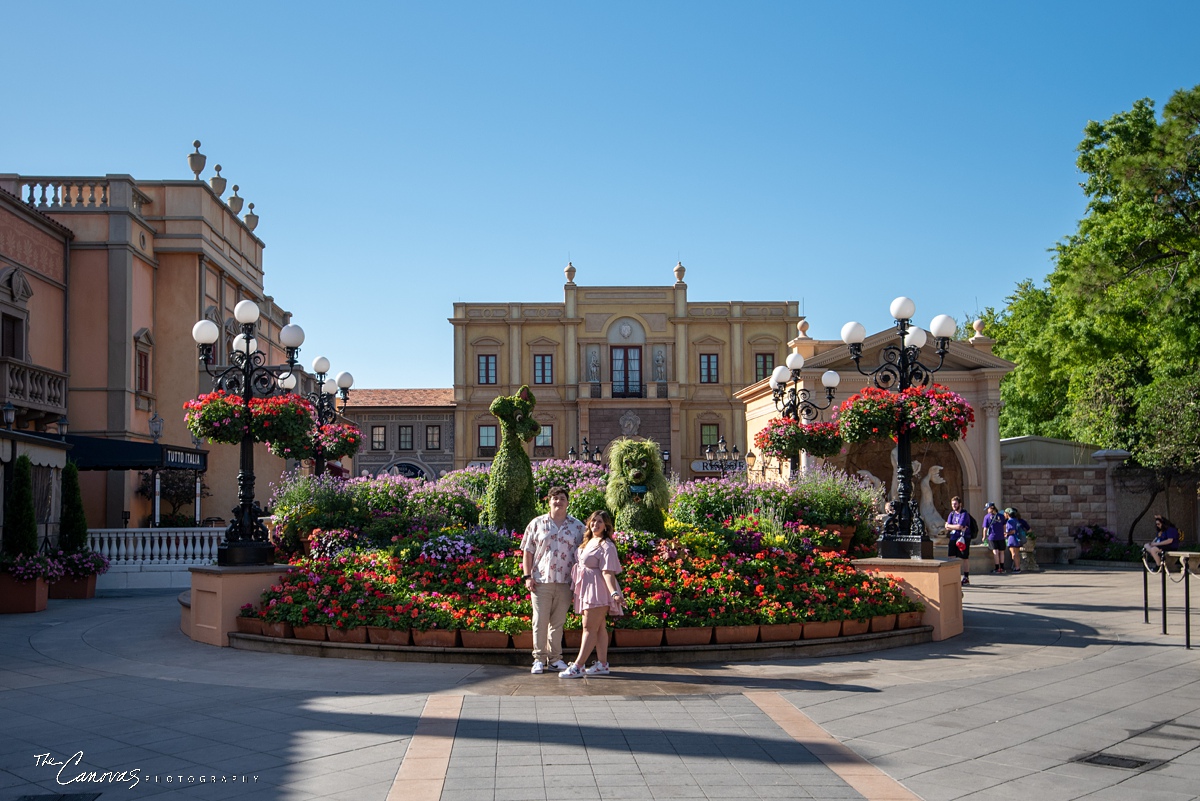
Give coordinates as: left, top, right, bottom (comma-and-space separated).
521, 486, 585, 674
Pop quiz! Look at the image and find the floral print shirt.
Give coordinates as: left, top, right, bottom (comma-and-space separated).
520, 513, 585, 584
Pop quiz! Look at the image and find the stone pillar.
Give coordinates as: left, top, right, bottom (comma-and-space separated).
1093, 449, 1131, 533
982, 400, 1004, 506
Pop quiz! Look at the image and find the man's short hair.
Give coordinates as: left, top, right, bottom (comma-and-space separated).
546, 486, 569, 501
951, 495, 962, 504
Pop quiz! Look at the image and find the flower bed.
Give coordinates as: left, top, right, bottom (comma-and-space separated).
248, 523, 920, 638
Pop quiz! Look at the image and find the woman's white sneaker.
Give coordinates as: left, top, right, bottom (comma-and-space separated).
558, 662, 585, 679
584, 662, 609, 676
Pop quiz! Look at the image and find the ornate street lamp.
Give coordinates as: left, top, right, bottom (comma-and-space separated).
769, 353, 841, 478
192, 300, 305, 566
280, 356, 353, 476
841, 296, 956, 559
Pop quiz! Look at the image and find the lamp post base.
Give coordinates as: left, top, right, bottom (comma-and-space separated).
879, 539, 934, 560
217, 541, 277, 567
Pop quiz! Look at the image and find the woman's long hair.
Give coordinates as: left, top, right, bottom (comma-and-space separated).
582, 510, 615, 546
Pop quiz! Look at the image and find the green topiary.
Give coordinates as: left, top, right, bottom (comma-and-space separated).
59, 461, 89, 553
482, 385, 541, 532
3, 455, 39, 557
604, 438, 670, 535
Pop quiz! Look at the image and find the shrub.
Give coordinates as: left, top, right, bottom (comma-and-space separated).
59, 461, 89, 553
437, 465, 490, 502
3, 455, 38, 557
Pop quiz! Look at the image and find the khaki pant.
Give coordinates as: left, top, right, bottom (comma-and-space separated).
530, 582, 572, 663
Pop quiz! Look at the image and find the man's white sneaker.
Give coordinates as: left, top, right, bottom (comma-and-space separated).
548, 659, 569, 672
558, 663, 584, 679
584, 662, 609, 676
531, 660, 545, 674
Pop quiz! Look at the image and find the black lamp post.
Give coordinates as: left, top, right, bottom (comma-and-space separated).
280, 356, 353, 476
192, 300, 305, 566
704, 436, 744, 478
841, 296, 957, 559
769, 353, 841, 479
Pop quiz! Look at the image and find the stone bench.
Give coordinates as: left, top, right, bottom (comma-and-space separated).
1033, 542, 1077, 565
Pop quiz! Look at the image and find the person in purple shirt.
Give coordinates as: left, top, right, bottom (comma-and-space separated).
983, 502, 1007, 573
944, 495, 974, 586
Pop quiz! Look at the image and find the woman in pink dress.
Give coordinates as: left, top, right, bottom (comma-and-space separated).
559, 510, 624, 678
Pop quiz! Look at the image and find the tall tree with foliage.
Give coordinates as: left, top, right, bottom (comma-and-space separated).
983, 85, 1200, 538
59, 461, 89, 552
3, 455, 39, 556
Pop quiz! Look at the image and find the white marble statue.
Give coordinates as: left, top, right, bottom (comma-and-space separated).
919, 465, 947, 536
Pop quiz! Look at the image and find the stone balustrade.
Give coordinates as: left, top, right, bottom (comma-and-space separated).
89, 527, 223, 567
0, 358, 68, 417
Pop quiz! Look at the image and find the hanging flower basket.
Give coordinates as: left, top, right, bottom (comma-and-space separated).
316, 423, 363, 460
798, 422, 844, 458
833, 387, 902, 443
184, 390, 250, 446
753, 417, 804, 461
833, 385, 974, 444
899, 385, 975, 443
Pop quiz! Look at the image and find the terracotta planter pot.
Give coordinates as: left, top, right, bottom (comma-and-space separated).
563, 629, 583, 649
235, 617, 264, 635
759, 622, 803, 642
327, 626, 367, 643
511, 630, 534, 651
665, 626, 713, 646
0, 575, 48, 614
826, 524, 857, 553
803, 620, 841, 640
367, 627, 411, 645
613, 628, 664, 648
261, 621, 293, 639
869, 614, 898, 633
461, 630, 511, 649
840, 619, 869, 637
897, 611, 924, 629
293, 623, 328, 641
412, 629, 459, 648
48, 574, 97, 600
714, 625, 760, 644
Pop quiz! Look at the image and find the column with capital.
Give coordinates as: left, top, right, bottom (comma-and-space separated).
982, 400, 1004, 506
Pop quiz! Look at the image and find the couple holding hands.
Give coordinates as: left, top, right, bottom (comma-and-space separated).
520, 486, 625, 678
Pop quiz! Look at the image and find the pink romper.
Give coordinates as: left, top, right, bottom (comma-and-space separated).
571, 539, 624, 616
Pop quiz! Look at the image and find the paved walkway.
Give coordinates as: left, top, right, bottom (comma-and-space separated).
2, 565, 1199, 801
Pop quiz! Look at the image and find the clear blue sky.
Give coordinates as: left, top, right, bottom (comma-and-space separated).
5, 2, 1198, 388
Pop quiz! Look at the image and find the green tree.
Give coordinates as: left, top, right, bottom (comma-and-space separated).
59, 461, 89, 553
3, 455, 38, 557
987, 85, 1200, 447
137, 470, 212, 526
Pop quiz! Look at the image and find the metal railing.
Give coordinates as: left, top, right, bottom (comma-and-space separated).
88, 527, 223, 566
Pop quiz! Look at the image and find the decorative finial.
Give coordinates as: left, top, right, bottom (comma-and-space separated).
673, 261, 686, 283
244, 203, 259, 232
188, 140, 206, 180
228, 185, 243, 215
796, 319, 810, 338
564, 261, 576, 284
972, 319, 985, 335
210, 165, 227, 197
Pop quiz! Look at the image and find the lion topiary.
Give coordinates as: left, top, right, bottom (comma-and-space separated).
482, 385, 541, 532
604, 438, 671, 535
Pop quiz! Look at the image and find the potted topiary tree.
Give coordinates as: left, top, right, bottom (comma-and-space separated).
49, 461, 108, 599
0, 455, 58, 613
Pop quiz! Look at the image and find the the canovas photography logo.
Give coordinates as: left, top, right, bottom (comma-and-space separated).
33, 751, 259, 790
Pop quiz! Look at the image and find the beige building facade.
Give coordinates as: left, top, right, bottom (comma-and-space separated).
451, 263, 802, 479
